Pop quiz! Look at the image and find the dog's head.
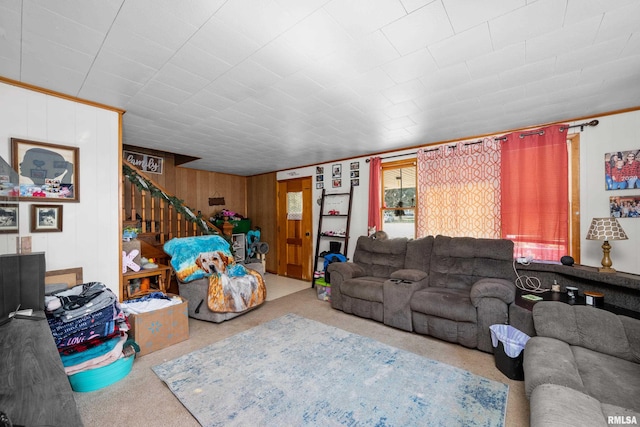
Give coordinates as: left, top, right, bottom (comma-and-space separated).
195, 251, 234, 274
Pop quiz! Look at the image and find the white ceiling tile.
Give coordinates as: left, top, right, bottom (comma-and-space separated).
250, 37, 311, 78
6, 0, 640, 175
465, 42, 526, 79
595, 2, 640, 44
214, 0, 298, 46
498, 57, 557, 90
169, 43, 232, 81
382, 1, 454, 55
381, 79, 426, 104
324, 0, 407, 39
525, 16, 602, 63
555, 36, 627, 74
400, 0, 433, 14
153, 63, 210, 94
442, 0, 525, 33
429, 23, 493, 67
23, 2, 105, 56
111, 1, 197, 51
138, 80, 192, 105
382, 48, 438, 83
34, 0, 122, 33
189, 16, 261, 67
334, 31, 400, 74
419, 62, 471, 91
564, 0, 637, 25
489, 0, 566, 50
346, 68, 397, 96
0, 2, 21, 79
279, 8, 353, 62
102, 27, 174, 70
228, 59, 283, 92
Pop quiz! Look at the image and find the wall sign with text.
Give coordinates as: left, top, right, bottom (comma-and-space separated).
124, 151, 164, 174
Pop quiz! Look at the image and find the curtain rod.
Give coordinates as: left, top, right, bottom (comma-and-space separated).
366, 120, 599, 161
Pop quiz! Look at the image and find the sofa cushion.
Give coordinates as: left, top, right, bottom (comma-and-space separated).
352, 236, 408, 278
524, 336, 586, 398
428, 235, 515, 290
403, 236, 434, 271
573, 346, 640, 413
341, 276, 386, 303
410, 288, 477, 323
533, 302, 639, 363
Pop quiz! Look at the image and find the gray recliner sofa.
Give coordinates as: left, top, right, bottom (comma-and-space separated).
524, 302, 640, 426
328, 234, 516, 352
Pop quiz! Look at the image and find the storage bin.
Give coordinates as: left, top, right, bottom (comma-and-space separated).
489, 324, 530, 381
315, 278, 331, 301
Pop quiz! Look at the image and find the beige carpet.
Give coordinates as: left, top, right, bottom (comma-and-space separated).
74, 287, 530, 426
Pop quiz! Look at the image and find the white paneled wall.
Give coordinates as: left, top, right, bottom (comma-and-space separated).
579, 110, 640, 275
0, 82, 121, 296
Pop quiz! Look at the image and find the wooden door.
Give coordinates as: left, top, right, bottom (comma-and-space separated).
277, 177, 313, 280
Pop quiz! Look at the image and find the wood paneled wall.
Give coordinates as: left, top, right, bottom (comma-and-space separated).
123, 146, 247, 221
124, 146, 278, 273
247, 172, 278, 273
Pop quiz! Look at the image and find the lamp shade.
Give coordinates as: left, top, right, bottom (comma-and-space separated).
585, 217, 628, 241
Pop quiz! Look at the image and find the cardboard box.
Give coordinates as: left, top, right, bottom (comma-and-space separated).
128, 294, 189, 356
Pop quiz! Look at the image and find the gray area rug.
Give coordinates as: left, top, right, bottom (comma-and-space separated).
153, 313, 508, 426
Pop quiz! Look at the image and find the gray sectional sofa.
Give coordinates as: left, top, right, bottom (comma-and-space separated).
524, 302, 640, 426
328, 234, 516, 353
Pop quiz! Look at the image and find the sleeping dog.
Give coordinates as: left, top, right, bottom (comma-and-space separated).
197, 251, 266, 313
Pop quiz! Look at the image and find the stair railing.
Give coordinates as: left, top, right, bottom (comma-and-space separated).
122, 159, 227, 245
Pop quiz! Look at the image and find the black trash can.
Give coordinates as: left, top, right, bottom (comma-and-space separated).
489, 324, 530, 381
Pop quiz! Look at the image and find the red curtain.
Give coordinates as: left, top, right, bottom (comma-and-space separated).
501, 124, 569, 261
368, 157, 382, 232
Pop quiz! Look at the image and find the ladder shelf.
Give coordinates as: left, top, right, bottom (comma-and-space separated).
312, 185, 354, 288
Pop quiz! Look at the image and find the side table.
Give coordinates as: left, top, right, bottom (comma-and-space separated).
122, 264, 172, 300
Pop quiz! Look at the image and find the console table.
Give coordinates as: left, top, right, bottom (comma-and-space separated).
0, 313, 83, 426
515, 262, 640, 311
509, 263, 640, 336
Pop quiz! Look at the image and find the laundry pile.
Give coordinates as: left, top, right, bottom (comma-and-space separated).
45, 282, 137, 392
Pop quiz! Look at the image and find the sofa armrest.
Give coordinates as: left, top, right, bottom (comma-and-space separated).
389, 269, 429, 283
523, 336, 586, 398
469, 278, 515, 307
328, 262, 365, 281
529, 384, 609, 427
327, 262, 365, 311
384, 271, 429, 331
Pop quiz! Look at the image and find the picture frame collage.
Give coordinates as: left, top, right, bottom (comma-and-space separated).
605, 149, 640, 218
315, 161, 360, 189
0, 203, 63, 233
0, 138, 74, 234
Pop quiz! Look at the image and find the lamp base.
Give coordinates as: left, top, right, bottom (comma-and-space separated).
598, 266, 616, 273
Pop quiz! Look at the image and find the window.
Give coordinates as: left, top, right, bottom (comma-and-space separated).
381, 160, 416, 239
287, 191, 302, 220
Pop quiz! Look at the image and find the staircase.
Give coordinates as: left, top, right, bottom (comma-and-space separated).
122, 159, 227, 263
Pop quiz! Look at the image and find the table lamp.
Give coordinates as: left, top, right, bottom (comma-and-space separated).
585, 217, 628, 273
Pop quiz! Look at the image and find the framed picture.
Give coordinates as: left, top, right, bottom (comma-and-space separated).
11, 138, 79, 202
604, 149, 640, 190
610, 195, 640, 218
0, 203, 19, 233
332, 164, 342, 179
31, 204, 63, 232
